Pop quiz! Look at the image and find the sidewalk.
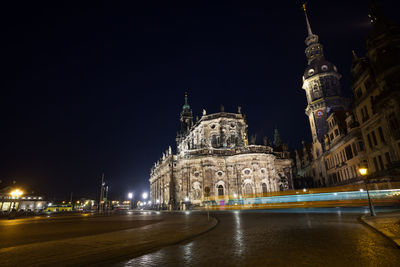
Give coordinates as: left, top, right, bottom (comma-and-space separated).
0, 212, 217, 266
361, 211, 400, 247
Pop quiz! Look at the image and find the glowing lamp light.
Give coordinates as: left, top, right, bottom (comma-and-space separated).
359, 167, 368, 176
128, 192, 133, 199
142, 192, 148, 200
156, 199, 160, 204
233, 193, 237, 198
10, 189, 23, 198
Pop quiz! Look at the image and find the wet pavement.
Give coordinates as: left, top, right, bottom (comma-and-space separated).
121, 207, 400, 267
0, 211, 217, 266
361, 210, 400, 247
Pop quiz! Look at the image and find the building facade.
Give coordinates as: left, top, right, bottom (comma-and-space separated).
296, 2, 400, 187
149, 96, 293, 209
351, 3, 400, 177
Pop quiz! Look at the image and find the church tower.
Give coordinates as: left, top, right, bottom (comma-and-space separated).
179, 92, 193, 136
301, 4, 347, 153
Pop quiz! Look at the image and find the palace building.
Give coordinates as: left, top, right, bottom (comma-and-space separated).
149, 95, 293, 209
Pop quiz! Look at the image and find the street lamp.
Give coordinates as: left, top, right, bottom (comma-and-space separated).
359, 165, 376, 217
128, 192, 133, 209
142, 192, 148, 200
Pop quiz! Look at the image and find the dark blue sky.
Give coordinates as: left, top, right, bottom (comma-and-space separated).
2, 0, 399, 200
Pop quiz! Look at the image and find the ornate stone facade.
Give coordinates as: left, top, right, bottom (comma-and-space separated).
149, 97, 293, 209
296, 2, 400, 187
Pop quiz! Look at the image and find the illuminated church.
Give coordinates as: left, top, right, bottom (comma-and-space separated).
149, 94, 293, 209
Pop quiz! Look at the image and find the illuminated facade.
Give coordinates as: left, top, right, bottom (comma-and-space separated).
350, 3, 400, 176
297, 3, 400, 187
149, 95, 293, 209
300, 5, 349, 186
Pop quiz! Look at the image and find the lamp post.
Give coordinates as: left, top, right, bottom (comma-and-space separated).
128, 192, 133, 210
142, 192, 148, 209
359, 165, 376, 217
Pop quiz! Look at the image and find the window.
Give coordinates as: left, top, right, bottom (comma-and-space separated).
330, 133, 334, 140
385, 152, 391, 166
321, 65, 328, 71
334, 129, 339, 137
262, 183, 268, 193
388, 114, 400, 139
371, 131, 378, 146
211, 135, 218, 148
373, 157, 379, 171
378, 127, 385, 143
370, 96, 376, 114
204, 187, 211, 197
378, 155, 384, 170
345, 145, 353, 160
244, 183, 253, 195
359, 141, 365, 151
367, 134, 373, 149
230, 134, 236, 146
364, 106, 370, 119
218, 185, 224, 196
352, 143, 358, 156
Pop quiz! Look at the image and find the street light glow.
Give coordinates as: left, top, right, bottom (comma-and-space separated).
142, 192, 148, 199
128, 192, 133, 199
10, 189, 23, 198
359, 167, 368, 176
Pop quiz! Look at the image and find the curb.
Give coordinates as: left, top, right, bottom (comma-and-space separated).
358, 215, 400, 248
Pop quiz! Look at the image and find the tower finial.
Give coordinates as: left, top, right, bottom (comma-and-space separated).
302, 2, 313, 36
182, 91, 190, 111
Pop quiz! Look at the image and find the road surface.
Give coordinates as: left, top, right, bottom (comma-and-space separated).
121, 207, 400, 266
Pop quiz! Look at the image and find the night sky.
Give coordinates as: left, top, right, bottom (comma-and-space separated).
3, 0, 399, 200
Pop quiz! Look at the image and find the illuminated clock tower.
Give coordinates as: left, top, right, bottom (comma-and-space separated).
301, 4, 347, 151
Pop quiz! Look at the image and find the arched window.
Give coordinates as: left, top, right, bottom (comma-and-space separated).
262, 183, 268, 193
218, 185, 224, 196
211, 135, 218, 148
244, 183, 253, 195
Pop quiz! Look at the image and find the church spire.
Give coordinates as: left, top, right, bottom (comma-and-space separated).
302, 2, 319, 47
182, 92, 190, 111
302, 2, 313, 36
180, 92, 193, 135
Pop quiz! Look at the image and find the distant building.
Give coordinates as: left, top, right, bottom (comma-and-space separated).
0, 186, 47, 212
149, 95, 293, 209
296, 2, 400, 186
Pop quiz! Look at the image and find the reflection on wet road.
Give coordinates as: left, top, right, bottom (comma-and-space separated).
121, 207, 400, 266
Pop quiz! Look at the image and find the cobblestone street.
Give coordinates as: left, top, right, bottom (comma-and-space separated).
122, 207, 400, 267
